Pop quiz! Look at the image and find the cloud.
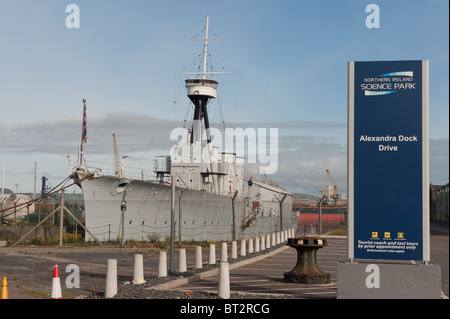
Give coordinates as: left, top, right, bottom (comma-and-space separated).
1, 113, 447, 196
429, 137, 449, 185
270, 134, 347, 195
0, 113, 177, 155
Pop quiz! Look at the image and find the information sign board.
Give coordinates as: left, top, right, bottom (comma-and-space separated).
348, 60, 429, 261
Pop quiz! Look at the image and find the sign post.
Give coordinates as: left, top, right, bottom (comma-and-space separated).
348, 60, 429, 262
339, 60, 441, 299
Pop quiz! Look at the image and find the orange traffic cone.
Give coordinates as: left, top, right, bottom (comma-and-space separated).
51, 264, 62, 299
1, 277, 7, 299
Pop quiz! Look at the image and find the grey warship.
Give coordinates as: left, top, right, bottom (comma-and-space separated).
75, 16, 298, 242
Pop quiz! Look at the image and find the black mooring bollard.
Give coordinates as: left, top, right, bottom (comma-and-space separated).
283, 237, 330, 284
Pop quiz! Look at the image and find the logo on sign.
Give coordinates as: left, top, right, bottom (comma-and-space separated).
360, 71, 416, 96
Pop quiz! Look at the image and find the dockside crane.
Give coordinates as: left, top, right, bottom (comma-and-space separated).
325, 169, 341, 204
113, 133, 121, 177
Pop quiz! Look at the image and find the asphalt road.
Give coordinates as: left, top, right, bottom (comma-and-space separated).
174, 231, 449, 299
0, 221, 448, 299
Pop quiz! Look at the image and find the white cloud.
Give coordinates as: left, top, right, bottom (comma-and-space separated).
1, 113, 448, 196
429, 137, 449, 185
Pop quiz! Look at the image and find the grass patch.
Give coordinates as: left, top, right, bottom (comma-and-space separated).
327, 222, 347, 236
20, 289, 50, 299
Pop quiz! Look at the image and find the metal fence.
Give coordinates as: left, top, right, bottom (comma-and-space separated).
85, 221, 283, 243
430, 183, 449, 222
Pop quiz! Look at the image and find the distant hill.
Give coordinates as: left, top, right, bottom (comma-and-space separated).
292, 193, 320, 201
0, 188, 13, 195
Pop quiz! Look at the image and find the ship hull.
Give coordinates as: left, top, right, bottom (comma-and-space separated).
77, 173, 298, 242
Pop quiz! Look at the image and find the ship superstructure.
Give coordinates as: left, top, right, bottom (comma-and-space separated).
75, 16, 298, 242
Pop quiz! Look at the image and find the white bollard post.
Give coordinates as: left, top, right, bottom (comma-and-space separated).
209, 244, 216, 265
132, 254, 146, 285
218, 262, 230, 299
240, 239, 246, 257
195, 246, 202, 269
281, 231, 285, 243
255, 237, 260, 253
105, 259, 117, 298
231, 241, 237, 259
276, 232, 280, 245
248, 238, 254, 254
266, 234, 271, 249
272, 233, 276, 246
261, 236, 266, 251
158, 251, 167, 277
179, 248, 187, 273
221, 242, 228, 262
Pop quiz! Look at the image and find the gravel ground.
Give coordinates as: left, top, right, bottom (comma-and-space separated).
87, 245, 294, 299
104, 281, 293, 299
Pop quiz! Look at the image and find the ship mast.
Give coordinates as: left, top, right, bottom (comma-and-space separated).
201, 15, 210, 80
180, 15, 229, 144
170, 15, 238, 196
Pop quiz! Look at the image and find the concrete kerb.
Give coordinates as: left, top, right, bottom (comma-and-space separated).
149, 245, 290, 291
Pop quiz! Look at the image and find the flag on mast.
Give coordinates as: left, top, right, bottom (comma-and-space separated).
79, 99, 87, 166
82, 99, 87, 144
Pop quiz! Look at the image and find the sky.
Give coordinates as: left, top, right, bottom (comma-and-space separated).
0, 0, 448, 197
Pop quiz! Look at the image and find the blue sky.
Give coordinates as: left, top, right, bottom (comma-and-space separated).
0, 0, 448, 196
